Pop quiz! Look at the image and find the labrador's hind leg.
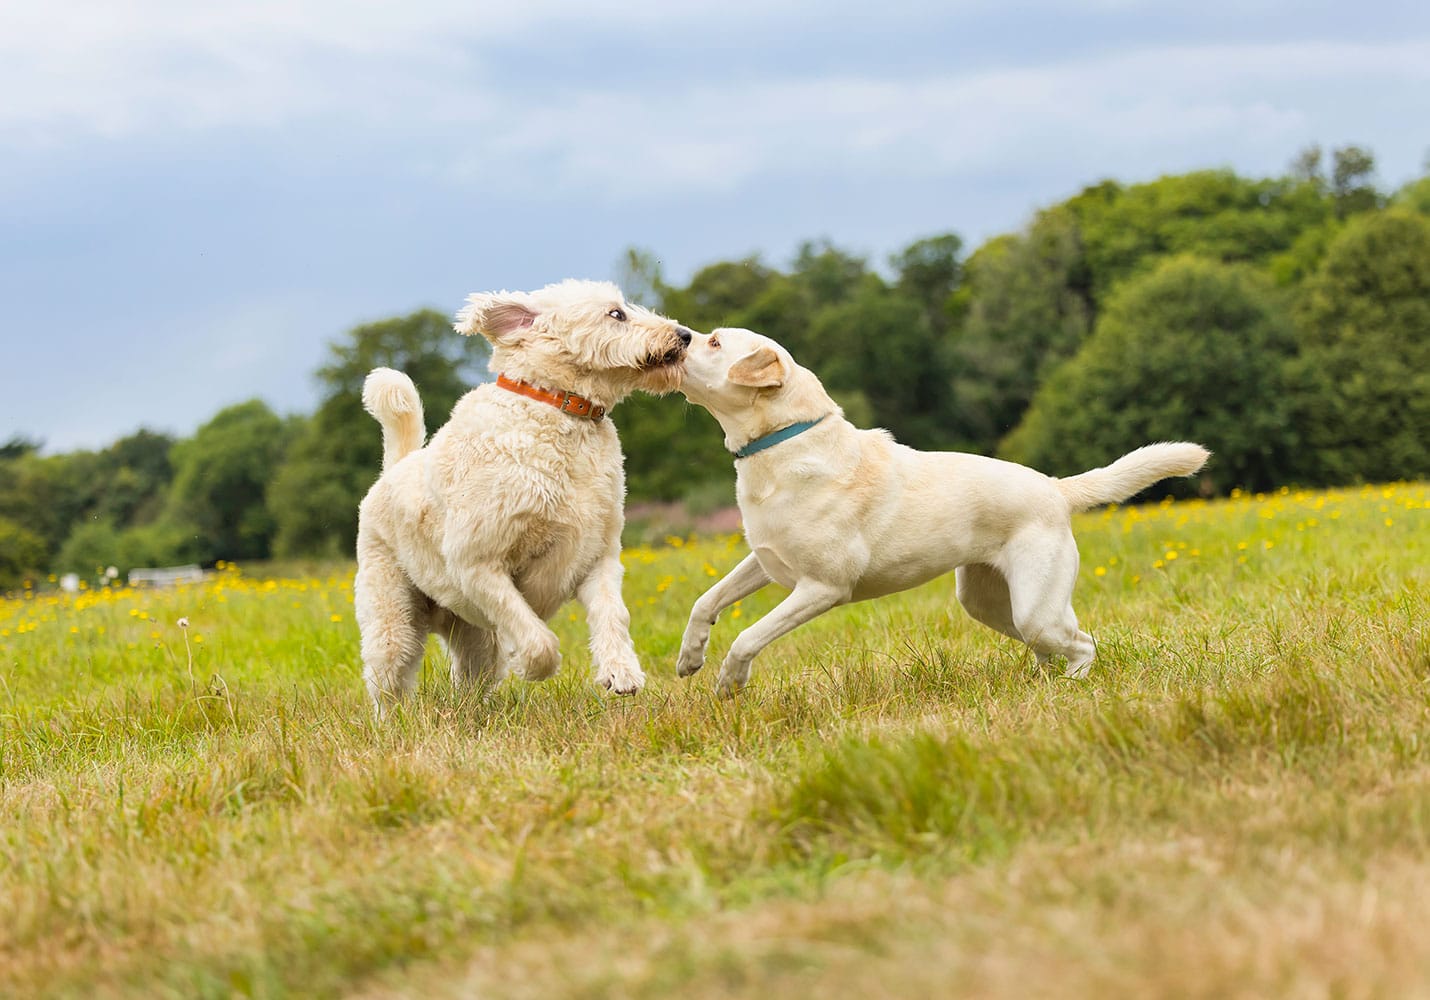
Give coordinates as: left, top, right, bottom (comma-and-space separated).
1001, 532, 1096, 678
957, 563, 1051, 666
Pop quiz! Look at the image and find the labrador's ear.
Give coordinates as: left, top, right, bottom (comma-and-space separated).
728, 346, 785, 388
454, 291, 539, 343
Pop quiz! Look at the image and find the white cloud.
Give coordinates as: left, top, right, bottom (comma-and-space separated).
0, 0, 835, 140
447, 39, 1430, 196
3, 4, 1427, 193
0, 1, 467, 138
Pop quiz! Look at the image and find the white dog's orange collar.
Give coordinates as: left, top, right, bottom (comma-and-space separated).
496, 374, 607, 421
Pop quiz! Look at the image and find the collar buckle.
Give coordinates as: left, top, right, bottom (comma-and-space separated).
560, 394, 604, 420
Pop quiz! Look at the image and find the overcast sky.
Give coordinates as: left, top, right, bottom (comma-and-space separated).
3, 1, 1427, 453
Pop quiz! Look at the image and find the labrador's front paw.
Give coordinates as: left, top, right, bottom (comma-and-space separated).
714, 655, 751, 698
675, 630, 708, 678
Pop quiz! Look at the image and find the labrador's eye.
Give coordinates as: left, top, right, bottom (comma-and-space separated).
608, 308, 627, 322
709, 335, 721, 349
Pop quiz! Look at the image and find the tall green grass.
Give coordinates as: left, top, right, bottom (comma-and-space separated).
0, 484, 1425, 997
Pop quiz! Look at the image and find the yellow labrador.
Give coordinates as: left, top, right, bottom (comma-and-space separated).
676, 326, 1208, 695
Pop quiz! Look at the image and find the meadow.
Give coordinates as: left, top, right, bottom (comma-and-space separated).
1, 483, 1426, 998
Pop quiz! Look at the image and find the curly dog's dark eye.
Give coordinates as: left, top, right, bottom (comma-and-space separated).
608, 308, 627, 322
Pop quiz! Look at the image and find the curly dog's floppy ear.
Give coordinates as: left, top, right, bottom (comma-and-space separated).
727, 346, 785, 388
454, 291, 540, 343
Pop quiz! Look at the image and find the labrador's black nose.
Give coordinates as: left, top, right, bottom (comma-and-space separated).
676, 327, 694, 346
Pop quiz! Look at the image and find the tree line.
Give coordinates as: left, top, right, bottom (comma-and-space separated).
2, 146, 1427, 587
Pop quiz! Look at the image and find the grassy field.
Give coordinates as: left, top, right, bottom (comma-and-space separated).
1, 483, 1426, 998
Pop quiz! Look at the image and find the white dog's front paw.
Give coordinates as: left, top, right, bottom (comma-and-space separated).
675, 631, 708, 678
505, 629, 562, 682
596, 656, 646, 696
715, 657, 751, 699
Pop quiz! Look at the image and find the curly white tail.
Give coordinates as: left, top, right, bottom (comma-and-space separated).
1055, 442, 1210, 512
362, 368, 425, 471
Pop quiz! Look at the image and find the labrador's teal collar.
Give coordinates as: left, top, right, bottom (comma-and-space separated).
732, 415, 828, 460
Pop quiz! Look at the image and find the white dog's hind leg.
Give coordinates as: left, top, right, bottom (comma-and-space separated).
956, 563, 1051, 667
716, 578, 847, 697
956, 563, 1024, 641
677, 554, 772, 678
577, 556, 645, 695
1002, 533, 1096, 678
1060, 635, 1097, 679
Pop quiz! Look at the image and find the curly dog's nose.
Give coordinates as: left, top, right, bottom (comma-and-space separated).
676, 327, 694, 346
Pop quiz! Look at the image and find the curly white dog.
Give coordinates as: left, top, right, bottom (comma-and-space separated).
355, 279, 693, 713
675, 326, 1209, 696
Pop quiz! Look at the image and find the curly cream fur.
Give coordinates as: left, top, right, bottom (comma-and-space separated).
354, 279, 693, 714
362, 368, 425, 471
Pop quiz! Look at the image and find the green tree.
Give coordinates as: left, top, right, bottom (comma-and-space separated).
268, 309, 490, 557
0, 436, 40, 461
891, 233, 964, 336
659, 257, 775, 333
1330, 145, 1379, 218
1268, 219, 1344, 287
730, 273, 814, 356
1001, 256, 1301, 494
1393, 174, 1430, 216
614, 394, 732, 504
1290, 144, 1325, 188
790, 240, 867, 312
0, 430, 179, 582
807, 281, 953, 448
267, 408, 382, 558
946, 209, 1093, 452
0, 454, 61, 562
1065, 170, 1334, 301
0, 451, 98, 567
168, 400, 293, 562
758, 241, 878, 390
313, 309, 489, 412
1290, 211, 1430, 483
53, 516, 199, 578
0, 515, 46, 590
90, 429, 176, 527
